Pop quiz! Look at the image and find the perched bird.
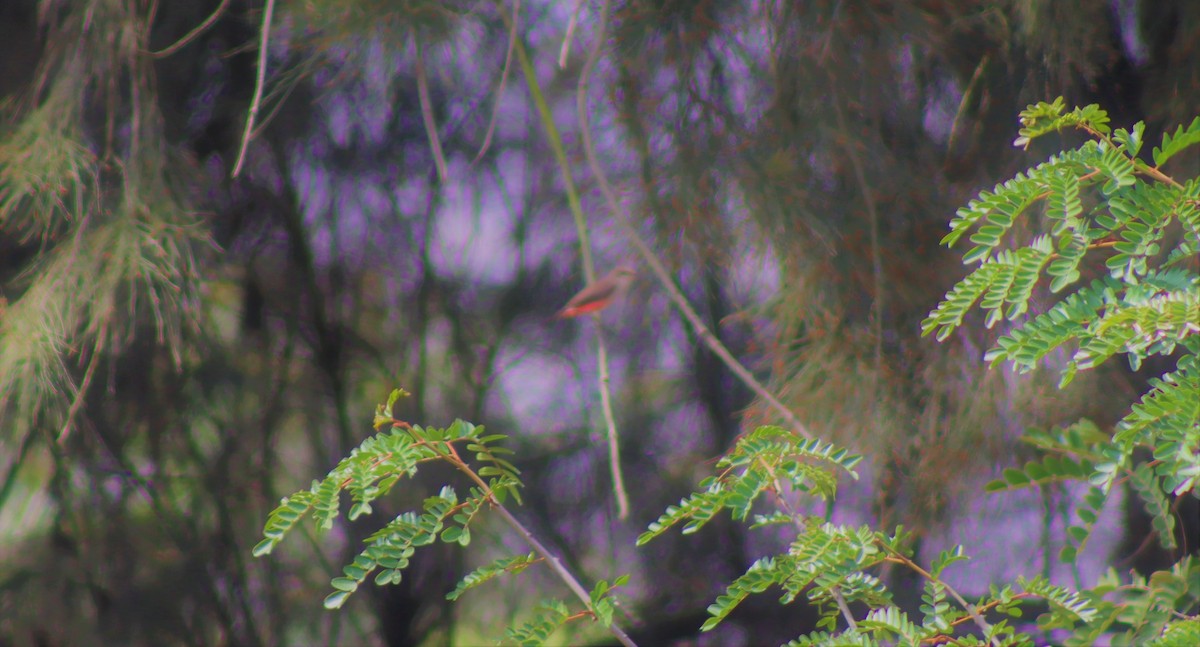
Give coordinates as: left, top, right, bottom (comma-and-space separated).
556, 265, 635, 318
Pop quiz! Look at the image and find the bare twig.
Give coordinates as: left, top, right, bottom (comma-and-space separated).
413, 27, 449, 183
492, 503, 636, 645
231, 0, 276, 178
593, 328, 630, 519
559, 0, 586, 68
575, 0, 631, 520
883, 546, 1000, 646
832, 588, 859, 631
435, 438, 638, 647
148, 0, 231, 58
473, 0, 521, 164
556, 0, 638, 518
249, 70, 301, 139
57, 330, 106, 445
946, 54, 989, 157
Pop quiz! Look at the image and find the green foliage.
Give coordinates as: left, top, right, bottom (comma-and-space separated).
925, 100, 1198, 550
927, 100, 1199, 371
1153, 117, 1200, 167
634, 102, 1200, 646
1146, 617, 1200, 647
1020, 575, 1098, 625
254, 414, 516, 558
984, 452, 1094, 491
505, 600, 571, 646
0, 96, 94, 243
589, 575, 631, 627
255, 389, 627, 645
1117, 354, 1200, 497
1053, 558, 1200, 646
325, 487, 461, 607
1129, 463, 1176, 551
446, 553, 539, 601
923, 100, 1200, 639
261, 102, 1200, 646
657, 495, 1121, 646
783, 630, 875, 646
637, 426, 862, 545
1012, 98, 1111, 147
857, 606, 922, 645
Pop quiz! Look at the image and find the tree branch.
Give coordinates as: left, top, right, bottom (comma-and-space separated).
436, 438, 638, 647
148, 0, 232, 58
413, 26, 449, 182
575, 0, 630, 520
472, 0, 521, 164
232, 0, 275, 178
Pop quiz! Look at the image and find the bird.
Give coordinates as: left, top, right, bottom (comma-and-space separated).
555, 265, 636, 318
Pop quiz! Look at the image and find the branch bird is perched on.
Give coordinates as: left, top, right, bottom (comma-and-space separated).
555, 265, 635, 318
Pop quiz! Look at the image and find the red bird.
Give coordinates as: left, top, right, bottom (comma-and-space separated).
556, 266, 636, 318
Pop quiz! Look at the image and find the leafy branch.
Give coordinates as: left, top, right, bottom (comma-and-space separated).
255, 388, 636, 646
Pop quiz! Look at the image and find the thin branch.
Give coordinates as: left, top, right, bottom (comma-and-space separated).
503, 16, 591, 272
247, 57, 325, 141
472, 0, 520, 165
576, 0, 630, 520
147, 0, 231, 58
593, 329, 630, 518
816, 0, 844, 64
492, 504, 637, 646
574, 7, 812, 440
558, 0, 586, 68
627, 199, 812, 438
249, 73, 300, 140
413, 27, 449, 183
434, 439, 638, 647
231, 0, 276, 178
832, 588, 859, 631
57, 331, 106, 445
946, 54, 989, 157
883, 547, 1000, 647
759, 457, 859, 633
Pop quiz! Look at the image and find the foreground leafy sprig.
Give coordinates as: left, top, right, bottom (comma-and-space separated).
927, 99, 1198, 512
637, 426, 862, 544
255, 389, 635, 646
636, 425, 1112, 646
925, 100, 1199, 643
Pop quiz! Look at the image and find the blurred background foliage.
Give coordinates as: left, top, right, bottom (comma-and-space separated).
0, 0, 1196, 645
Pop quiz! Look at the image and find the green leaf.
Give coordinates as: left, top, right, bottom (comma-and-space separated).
1130, 463, 1177, 551
930, 545, 969, 578
330, 577, 359, 592
1113, 122, 1145, 156
251, 538, 275, 557
702, 557, 777, 631
1152, 116, 1200, 167
446, 553, 538, 601
323, 590, 353, 610
505, 599, 570, 646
